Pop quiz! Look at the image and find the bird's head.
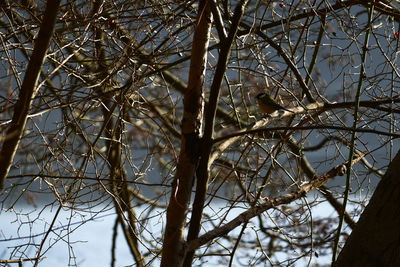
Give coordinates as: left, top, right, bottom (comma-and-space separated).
256, 93, 267, 99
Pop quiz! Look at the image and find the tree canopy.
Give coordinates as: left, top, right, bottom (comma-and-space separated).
1, 0, 400, 266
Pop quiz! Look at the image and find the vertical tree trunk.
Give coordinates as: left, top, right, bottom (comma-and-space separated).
160, 1, 212, 266
183, 1, 249, 266
333, 149, 400, 266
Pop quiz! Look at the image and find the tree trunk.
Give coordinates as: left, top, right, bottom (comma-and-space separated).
333, 149, 400, 266
160, 1, 212, 266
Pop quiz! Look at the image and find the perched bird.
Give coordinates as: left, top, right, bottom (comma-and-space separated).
256, 93, 293, 114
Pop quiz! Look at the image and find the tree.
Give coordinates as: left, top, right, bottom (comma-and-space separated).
0, 0, 399, 266
333, 150, 400, 266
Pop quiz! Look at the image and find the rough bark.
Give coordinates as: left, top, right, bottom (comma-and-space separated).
333, 149, 400, 266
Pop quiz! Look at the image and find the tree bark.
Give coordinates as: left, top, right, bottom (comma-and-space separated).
333, 149, 400, 266
183, 1, 249, 266
0, 0, 60, 190
160, 1, 212, 266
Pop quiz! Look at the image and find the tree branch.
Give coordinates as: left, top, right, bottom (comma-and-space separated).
186, 153, 366, 252
0, 0, 61, 190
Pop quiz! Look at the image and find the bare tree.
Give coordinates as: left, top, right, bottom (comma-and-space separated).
1, 0, 400, 266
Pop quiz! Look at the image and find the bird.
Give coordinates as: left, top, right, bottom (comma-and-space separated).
256, 93, 293, 114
